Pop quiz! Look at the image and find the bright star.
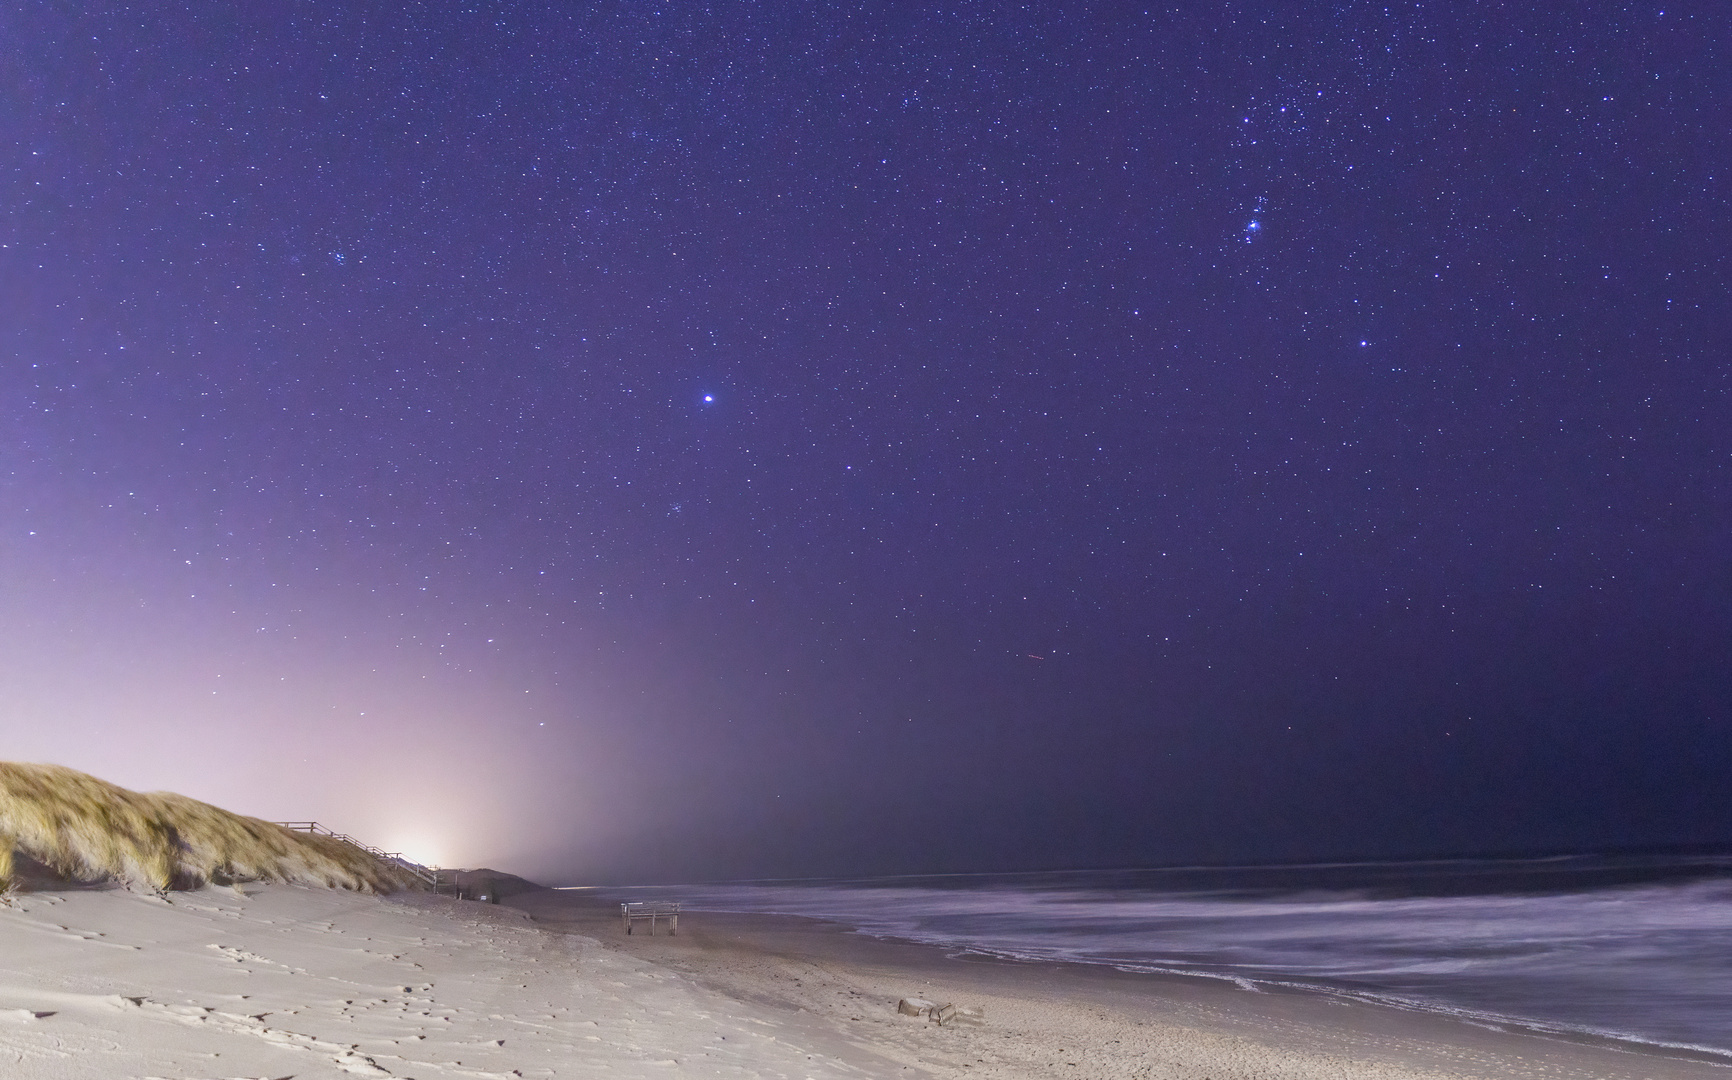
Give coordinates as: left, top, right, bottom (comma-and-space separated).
703, 394, 714, 403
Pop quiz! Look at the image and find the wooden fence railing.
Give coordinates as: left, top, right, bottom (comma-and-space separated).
274, 821, 456, 893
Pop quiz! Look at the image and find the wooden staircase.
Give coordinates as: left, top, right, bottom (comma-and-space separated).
275, 821, 457, 893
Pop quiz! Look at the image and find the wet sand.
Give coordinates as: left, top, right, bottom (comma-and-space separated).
509, 887, 1730, 1080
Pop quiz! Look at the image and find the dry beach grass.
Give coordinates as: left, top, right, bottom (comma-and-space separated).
0, 761, 423, 895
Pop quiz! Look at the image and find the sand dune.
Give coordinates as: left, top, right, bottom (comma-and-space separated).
0, 762, 425, 895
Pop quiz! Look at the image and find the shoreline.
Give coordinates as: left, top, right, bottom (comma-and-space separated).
3, 880, 1726, 1078
509, 887, 1731, 1079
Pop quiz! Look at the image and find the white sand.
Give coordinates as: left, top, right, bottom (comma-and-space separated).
4, 884, 1724, 1080
0, 885, 873, 1079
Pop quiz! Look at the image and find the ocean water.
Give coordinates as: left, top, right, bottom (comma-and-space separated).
617, 854, 1732, 1060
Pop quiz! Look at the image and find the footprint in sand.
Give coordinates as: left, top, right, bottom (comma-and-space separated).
207, 943, 311, 974
121, 996, 397, 1077
11, 918, 141, 950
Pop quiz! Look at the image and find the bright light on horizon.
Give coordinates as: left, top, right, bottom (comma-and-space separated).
384, 836, 456, 869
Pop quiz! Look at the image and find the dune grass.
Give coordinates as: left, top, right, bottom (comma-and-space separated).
0, 762, 427, 895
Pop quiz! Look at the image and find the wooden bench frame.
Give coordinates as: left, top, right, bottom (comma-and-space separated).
620, 901, 680, 935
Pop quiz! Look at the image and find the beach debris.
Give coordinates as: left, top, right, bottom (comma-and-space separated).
897, 999, 984, 1026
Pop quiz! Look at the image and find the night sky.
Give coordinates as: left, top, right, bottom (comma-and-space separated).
3, 2, 1728, 883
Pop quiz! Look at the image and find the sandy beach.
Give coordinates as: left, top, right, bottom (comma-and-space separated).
3, 881, 1726, 1079
0, 883, 868, 1079
509, 888, 1731, 1080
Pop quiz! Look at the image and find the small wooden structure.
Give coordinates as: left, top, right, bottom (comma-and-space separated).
620, 900, 680, 935
275, 821, 454, 894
